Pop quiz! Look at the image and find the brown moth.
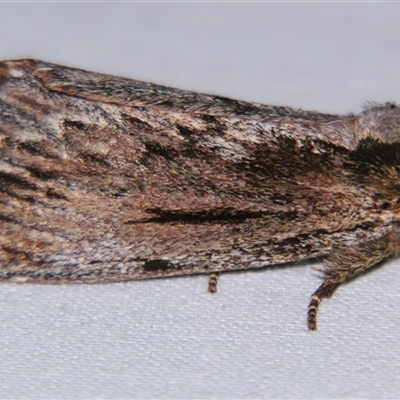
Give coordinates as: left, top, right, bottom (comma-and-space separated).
1, 59, 400, 330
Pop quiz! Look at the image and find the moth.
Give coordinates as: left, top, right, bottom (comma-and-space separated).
1, 59, 400, 331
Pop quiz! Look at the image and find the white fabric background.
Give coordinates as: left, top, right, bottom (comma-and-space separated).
1, 3, 400, 399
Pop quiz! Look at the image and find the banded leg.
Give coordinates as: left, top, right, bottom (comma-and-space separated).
308, 231, 400, 331
208, 272, 219, 293
308, 281, 340, 331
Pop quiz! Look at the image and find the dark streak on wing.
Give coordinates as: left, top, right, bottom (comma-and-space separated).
130, 209, 272, 224
142, 259, 175, 272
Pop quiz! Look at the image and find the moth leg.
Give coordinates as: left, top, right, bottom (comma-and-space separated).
308, 230, 400, 331
208, 272, 219, 293
308, 281, 340, 331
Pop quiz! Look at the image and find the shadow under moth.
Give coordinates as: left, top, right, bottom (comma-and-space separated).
1, 59, 400, 330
